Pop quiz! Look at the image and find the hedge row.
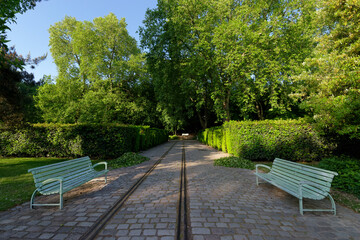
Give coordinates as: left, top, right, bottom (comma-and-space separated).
198, 120, 333, 162
0, 124, 168, 158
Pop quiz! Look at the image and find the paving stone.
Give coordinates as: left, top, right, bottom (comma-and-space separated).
52, 233, 69, 240
39, 233, 54, 239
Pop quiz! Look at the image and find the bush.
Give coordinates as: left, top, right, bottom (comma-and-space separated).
0, 124, 168, 158
198, 120, 333, 162
319, 156, 360, 199
214, 156, 255, 169
108, 152, 150, 168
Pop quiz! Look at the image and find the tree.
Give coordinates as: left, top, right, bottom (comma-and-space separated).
0, 47, 46, 126
140, 0, 317, 130
1, 0, 42, 67
299, 0, 360, 143
36, 13, 158, 126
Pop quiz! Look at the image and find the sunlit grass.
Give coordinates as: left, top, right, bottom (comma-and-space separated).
0, 157, 103, 211
0, 157, 67, 211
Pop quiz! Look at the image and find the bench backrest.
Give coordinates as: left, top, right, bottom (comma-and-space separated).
28, 157, 93, 189
270, 158, 338, 195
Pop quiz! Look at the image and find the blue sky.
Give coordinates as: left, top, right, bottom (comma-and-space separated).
7, 0, 158, 81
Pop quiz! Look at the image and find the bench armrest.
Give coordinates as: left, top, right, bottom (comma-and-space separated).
93, 161, 107, 170
256, 164, 271, 174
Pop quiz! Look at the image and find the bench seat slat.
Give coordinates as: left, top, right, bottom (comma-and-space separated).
274, 158, 338, 178
31, 160, 92, 180
264, 172, 330, 199
37, 169, 96, 190
256, 173, 328, 200
271, 166, 332, 188
272, 163, 335, 183
40, 170, 107, 195
39, 169, 107, 193
28, 157, 91, 173
34, 165, 93, 184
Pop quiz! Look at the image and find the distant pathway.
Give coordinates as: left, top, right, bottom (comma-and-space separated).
0, 140, 360, 240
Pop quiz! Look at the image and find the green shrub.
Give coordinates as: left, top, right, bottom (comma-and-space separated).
0, 124, 168, 158
169, 135, 179, 140
108, 152, 150, 168
198, 120, 333, 162
214, 156, 255, 169
319, 156, 360, 199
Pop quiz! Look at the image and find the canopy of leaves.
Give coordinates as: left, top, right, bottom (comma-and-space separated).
140, 0, 317, 132
36, 13, 159, 126
299, 0, 360, 141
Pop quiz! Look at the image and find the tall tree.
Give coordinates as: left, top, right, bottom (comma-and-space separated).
299, 0, 360, 142
37, 13, 157, 125
140, 0, 317, 129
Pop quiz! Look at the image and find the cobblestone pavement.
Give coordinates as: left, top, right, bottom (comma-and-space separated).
0, 141, 176, 240
185, 141, 360, 240
1, 140, 360, 240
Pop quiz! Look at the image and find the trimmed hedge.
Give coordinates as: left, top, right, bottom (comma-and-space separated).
198, 120, 333, 162
0, 124, 168, 158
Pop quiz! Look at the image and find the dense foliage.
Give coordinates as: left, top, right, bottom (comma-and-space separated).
1, 0, 359, 157
298, 0, 360, 146
108, 152, 150, 169
214, 156, 255, 170
0, 124, 168, 158
319, 156, 360, 199
140, 0, 317, 131
198, 120, 333, 161
35, 14, 160, 127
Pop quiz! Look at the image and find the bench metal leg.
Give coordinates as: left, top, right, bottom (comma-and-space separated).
299, 194, 336, 215
328, 193, 336, 216
30, 189, 39, 209
105, 172, 107, 184
299, 198, 304, 215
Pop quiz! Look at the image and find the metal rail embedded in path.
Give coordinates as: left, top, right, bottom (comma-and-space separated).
80, 141, 178, 240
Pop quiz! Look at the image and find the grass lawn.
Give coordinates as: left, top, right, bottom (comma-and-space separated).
0, 157, 103, 211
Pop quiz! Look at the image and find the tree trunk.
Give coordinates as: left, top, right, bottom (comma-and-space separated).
255, 100, 264, 120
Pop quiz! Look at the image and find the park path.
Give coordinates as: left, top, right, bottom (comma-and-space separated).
0, 140, 360, 240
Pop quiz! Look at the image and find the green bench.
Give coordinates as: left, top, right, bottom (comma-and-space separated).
28, 156, 108, 210
255, 158, 338, 215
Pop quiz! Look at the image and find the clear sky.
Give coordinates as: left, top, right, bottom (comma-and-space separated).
6, 0, 158, 81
